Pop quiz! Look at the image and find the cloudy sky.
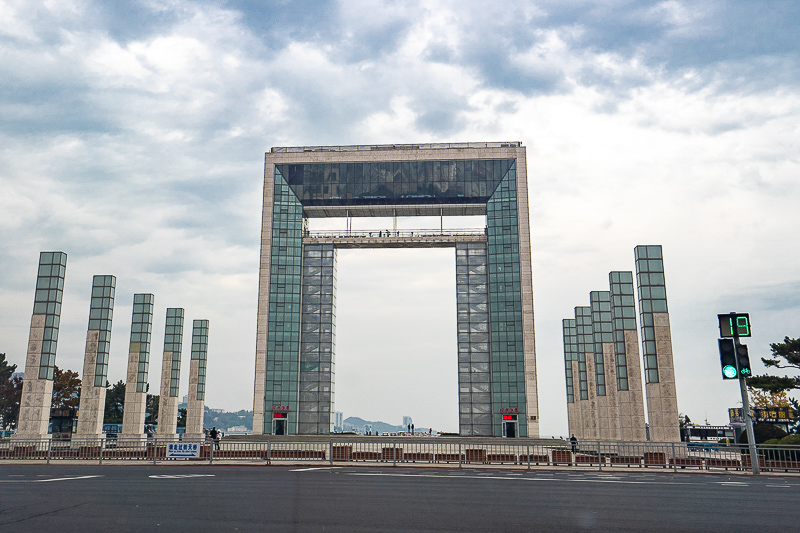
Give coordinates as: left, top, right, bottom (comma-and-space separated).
1, 0, 798, 435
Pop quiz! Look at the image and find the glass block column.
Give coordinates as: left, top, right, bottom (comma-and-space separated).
456, 242, 492, 436
298, 244, 336, 435
610, 271, 647, 441
121, 293, 154, 440
15, 251, 67, 440
157, 308, 184, 438
635, 245, 680, 442
591, 291, 619, 440
575, 306, 596, 439
76, 275, 116, 439
562, 318, 582, 439
185, 319, 209, 440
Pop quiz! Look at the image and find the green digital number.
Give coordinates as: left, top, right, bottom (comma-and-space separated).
735, 315, 750, 336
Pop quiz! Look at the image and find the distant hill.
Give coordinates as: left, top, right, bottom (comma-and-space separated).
343, 416, 430, 435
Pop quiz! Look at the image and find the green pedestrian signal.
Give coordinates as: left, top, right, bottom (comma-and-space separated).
718, 338, 737, 380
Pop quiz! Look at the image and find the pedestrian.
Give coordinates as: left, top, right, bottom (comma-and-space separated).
210, 427, 221, 450
570, 434, 578, 454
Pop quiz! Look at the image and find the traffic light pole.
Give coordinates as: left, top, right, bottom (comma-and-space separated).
734, 333, 759, 475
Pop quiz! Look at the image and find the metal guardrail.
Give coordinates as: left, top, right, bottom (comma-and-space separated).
2, 438, 799, 471
271, 142, 522, 153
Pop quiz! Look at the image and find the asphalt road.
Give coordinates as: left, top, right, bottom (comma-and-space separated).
0, 465, 797, 532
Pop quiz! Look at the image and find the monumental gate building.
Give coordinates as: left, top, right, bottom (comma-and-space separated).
253, 142, 539, 437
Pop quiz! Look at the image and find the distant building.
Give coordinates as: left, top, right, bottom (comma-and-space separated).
333, 411, 343, 433
402, 416, 413, 428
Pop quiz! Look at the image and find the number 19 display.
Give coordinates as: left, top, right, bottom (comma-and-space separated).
718, 313, 751, 338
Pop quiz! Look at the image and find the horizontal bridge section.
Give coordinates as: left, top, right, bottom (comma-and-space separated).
303, 229, 487, 249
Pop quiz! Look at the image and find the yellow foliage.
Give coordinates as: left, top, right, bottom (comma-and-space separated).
748, 387, 792, 408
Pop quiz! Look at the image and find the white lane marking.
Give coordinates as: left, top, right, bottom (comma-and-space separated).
289, 467, 342, 472
717, 481, 749, 486
766, 484, 794, 488
149, 474, 216, 479
35, 475, 103, 483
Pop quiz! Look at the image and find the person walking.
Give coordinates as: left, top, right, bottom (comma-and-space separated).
570, 434, 578, 454
210, 427, 221, 450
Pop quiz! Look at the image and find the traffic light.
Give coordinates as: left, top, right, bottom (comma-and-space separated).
736, 344, 752, 377
718, 338, 737, 379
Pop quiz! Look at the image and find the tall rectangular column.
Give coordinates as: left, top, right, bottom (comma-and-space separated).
76, 275, 116, 439
591, 291, 620, 440
456, 242, 492, 437
610, 271, 647, 441
575, 306, 597, 439
14, 251, 67, 440
157, 308, 184, 439
635, 245, 680, 442
120, 293, 154, 440
185, 319, 209, 440
562, 319, 582, 438
298, 244, 336, 435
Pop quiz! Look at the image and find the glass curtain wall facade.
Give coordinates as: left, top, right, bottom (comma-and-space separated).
255, 143, 538, 437
486, 164, 528, 436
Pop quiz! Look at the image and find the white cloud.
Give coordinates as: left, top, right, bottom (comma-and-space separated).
1, 0, 799, 436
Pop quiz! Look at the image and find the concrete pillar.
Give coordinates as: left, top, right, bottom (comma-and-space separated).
75, 275, 116, 440
635, 245, 680, 442
120, 293, 154, 441
184, 320, 209, 440
156, 308, 184, 440
14, 251, 67, 441
620, 329, 647, 441
599, 342, 620, 440
609, 271, 648, 442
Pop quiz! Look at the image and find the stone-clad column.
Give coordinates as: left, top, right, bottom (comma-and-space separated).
590, 291, 620, 441
575, 306, 597, 440
635, 245, 680, 442
184, 320, 209, 440
609, 271, 647, 441
157, 308, 184, 439
14, 251, 67, 440
76, 275, 116, 440
562, 319, 581, 438
120, 293, 154, 441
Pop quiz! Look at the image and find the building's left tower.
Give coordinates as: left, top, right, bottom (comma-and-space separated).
14, 252, 67, 440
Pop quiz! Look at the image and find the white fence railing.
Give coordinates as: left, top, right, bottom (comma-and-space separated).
2, 438, 799, 471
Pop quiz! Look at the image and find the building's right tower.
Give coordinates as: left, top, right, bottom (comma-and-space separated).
634, 245, 680, 442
